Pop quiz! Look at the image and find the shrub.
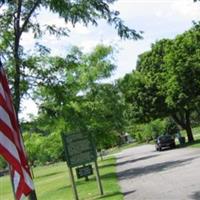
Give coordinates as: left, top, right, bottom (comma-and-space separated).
23, 131, 64, 166
164, 118, 179, 135
0, 156, 7, 169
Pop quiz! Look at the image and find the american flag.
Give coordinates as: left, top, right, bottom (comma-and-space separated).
0, 61, 34, 200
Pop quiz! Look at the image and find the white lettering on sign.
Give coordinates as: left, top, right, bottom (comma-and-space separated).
66, 133, 85, 143
67, 139, 91, 156
70, 151, 95, 166
63, 133, 96, 167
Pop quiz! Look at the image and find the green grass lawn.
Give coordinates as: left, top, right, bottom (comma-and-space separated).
105, 142, 141, 156
0, 157, 123, 200
178, 126, 200, 148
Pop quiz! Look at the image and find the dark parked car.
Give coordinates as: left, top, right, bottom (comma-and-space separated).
155, 135, 175, 151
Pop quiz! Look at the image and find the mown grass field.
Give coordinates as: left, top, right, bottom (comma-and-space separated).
180, 126, 200, 148
0, 157, 123, 200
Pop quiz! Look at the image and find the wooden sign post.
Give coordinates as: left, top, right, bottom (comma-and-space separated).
61, 132, 103, 200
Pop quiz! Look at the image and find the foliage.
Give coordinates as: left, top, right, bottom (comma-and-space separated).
0, 1, 142, 170
163, 24, 200, 141
144, 119, 165, 141
28, 45, 126, 150
0, 156, 7, 169
23, 131, 63, 166
125, 119, 165, 143
0, 0, 142, 116
164, 118, 179, 135
120, 23, 200, 142
84, 83, 126, 148
119, 70, 168, 123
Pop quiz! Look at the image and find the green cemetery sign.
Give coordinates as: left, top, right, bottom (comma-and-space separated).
61, 132, 97, 168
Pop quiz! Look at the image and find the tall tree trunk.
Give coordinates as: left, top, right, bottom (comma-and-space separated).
185, 110, 194, 142
13, 0, 41, 117
13, 0, 22, 118
13, 2, 38, 200
172, 109, 194, 143
13, 43, 21, 118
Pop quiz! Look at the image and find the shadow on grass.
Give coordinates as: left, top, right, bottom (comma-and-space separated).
98, 157, 116, 169
35, 171, 65, 179
56, 184, 72, 191
117, 157, 198, 180
190, 191, 200, 200
99, 163, 115, 169
177, 139, 200, 148
90, 189, 136, 199
57, 185, 124, 200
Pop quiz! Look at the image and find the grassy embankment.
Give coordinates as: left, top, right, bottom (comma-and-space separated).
0, 157, 123, 200
180, 126, 200, 148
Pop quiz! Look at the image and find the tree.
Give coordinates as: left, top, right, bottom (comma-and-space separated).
0, 0, 142, 118
83, 83, 126, 148
120, 69, 173, 126
32, 45, 127, 149
120, 24, 200, 142
164, 118, 179, 135
23, 131, 63, 166
33, 44, 116, 129
136, 39, 173, 119
163, 24, 200, 142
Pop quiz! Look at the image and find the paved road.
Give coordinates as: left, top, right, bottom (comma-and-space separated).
116, 145, 200, 200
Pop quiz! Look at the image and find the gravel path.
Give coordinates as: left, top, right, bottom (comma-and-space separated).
116, 145, 200, 200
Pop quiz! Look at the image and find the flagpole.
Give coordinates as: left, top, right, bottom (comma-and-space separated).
8, 163, 17, 200
19, 129, 37, 200
8, 157, 37, 200
0, 59, 16, 200
28, 190, 37, 200
0, 59, 37, 200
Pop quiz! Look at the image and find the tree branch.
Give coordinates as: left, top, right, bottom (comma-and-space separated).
20, 0, 41, 36
172, 113, 185, 129
15, 0, 22, 34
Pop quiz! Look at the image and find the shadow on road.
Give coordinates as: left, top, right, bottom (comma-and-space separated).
117, 154, 159, 166
190, 191, 200, 200
94, 191, 123, 199
117, 157, 198, 180
94, 190, 136, 199
123, 189, 136, 196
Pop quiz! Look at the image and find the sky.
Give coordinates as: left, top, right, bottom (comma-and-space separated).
20, 0, 200, 120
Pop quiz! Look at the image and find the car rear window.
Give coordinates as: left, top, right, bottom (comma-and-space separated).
159, 135, 172, 141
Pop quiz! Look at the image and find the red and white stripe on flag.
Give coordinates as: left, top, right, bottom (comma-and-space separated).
0, 62, 34, 200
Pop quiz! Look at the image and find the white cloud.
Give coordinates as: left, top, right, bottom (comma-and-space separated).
19, 99, 38, 121
79, 40, 98, 52
21, 32, 35, 49
71, 24, 91, 35
171, 0, 200, 19
39, 8, 91, 35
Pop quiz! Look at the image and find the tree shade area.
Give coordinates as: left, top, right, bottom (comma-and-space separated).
1, 0, 200, 170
